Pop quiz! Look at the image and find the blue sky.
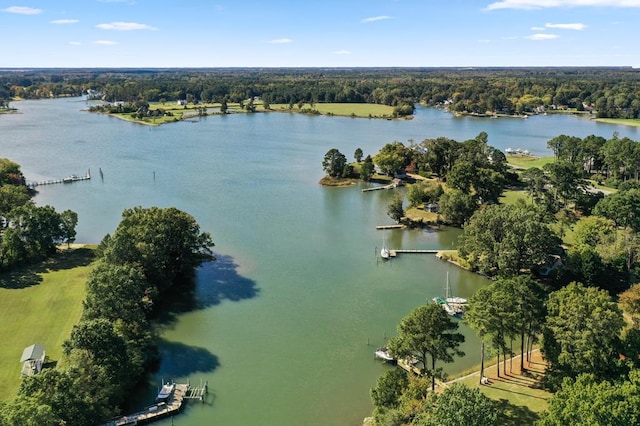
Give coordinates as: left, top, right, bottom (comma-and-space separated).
2, 0, 640, 68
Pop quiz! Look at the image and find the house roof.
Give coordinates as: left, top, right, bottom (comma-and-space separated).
20, 344, 45, 363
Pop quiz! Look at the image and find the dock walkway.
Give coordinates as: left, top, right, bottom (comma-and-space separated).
103, 381, 207, 426
388, 249, 439, 257
376, 224, 404, 230
27, 171, 91, 188
362, 184, 394, 192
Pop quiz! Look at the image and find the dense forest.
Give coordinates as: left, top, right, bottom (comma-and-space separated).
2, 67, 640, 118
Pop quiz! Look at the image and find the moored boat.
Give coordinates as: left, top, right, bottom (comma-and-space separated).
374, 347, 395, 362
156, 383, 175, 402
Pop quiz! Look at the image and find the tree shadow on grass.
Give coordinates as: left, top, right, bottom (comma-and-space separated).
156, 253, 259, 325
0, 247, 95, 289
494, 398, 540, 426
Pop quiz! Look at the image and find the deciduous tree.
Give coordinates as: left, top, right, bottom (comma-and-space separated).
459, 202, 560, 277
542, 282, 624, 386
388, 303, 465, 391
415, 383, 497, 426
322, 148, 348, 178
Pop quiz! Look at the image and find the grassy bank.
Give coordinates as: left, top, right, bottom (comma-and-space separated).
453, 350, 551, 425
595, 117, 640, 127
267, 102, 397, 118
0, 247, 94, 400
102, 101, 399, 125
507, 155, 554, 169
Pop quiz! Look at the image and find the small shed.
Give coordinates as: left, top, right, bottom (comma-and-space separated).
424, 202, 439, 213
20, 344, 45, 377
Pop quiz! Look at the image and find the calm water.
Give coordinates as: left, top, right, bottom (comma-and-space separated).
1, 100, 638, 425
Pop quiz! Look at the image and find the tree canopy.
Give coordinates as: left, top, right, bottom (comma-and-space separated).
542, 282, 625, 387
388, 303, 465, 391
458, 202, 561, 277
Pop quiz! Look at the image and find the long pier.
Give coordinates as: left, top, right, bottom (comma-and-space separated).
103, 381, 208, 426
388, 249, 439, 257
362, 183, 394, 192
376, 224, 404, 230
27, 171, 91, 188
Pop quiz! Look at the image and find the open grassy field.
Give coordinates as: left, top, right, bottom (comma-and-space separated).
507, 155, 555, 169
0, 247, 94, 400
268, 102, 396, 118
104, 101, 399, 125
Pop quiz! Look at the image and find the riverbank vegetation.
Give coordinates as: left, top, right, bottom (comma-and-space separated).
3, 68, 640, 125
0, 206, 214, 425
0, 159, 78, 272
356, 129, 640, 424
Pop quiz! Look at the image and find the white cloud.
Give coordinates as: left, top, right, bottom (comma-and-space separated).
268, 38, 293, 44
361, 16, 394, 23
96, 22, 157, 31
68, 41, 81, 46
3, 6, 42, 14
93, 40, 118, 45
545, 22, 587, 30
487, 0, 640, 10
531, 26, 545, 30
478, 39, 491, 43
333, 50, 352, 55
50, 19, 79, 24
526, 33, 560, 40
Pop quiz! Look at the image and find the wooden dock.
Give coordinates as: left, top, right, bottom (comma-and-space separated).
397, 357, 423, 376
388, 249, 439, 257
103, 381, 208, 426
376, 224, 404, 230
362, 183, 394, 192
27, 171, 91, 188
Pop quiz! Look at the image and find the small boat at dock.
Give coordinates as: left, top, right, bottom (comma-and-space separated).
380, 230, 390, 259
432, 272, 467, 316
156, 383, 175, 402
374, 347, 395, 362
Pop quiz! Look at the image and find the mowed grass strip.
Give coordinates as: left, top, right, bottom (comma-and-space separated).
452, 350, 551, 425
0, 247, 94, 400
507, 155, 555, 169
595, 118, 640, 127
268, 102, 396, 118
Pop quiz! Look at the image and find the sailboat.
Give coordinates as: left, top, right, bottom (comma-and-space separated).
380, 230, 390, 259
432, 272, 467, 316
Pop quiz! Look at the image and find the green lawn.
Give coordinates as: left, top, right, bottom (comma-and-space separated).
268, 102, 396, 118
453, 352, 551, 426
500, 189, 530, 205
0, 247, 94, 400
507, 156, 555, 169
594, 118, 640, 128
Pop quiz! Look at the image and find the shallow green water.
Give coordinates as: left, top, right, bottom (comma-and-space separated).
1, 99, 637, 425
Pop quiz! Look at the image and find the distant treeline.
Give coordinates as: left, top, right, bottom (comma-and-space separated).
1, 67, 640, 118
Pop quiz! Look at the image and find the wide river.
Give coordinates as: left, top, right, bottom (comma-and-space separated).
1, 100, 639, 425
